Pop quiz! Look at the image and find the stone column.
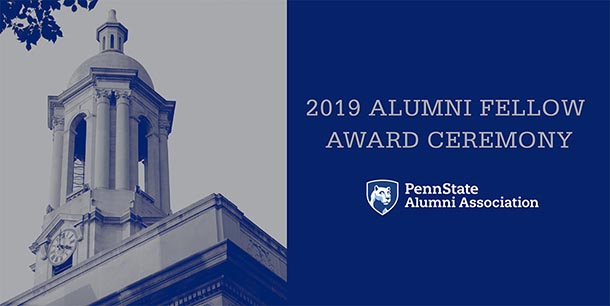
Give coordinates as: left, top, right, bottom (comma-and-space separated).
84, 116, 95, 186
94, 89, 111, 189
159, 116, 171, 214
48, 115, 64, 210
65, 127, 76, 195
129, 116, 139, 189
115, 90, 131, 190
59, 122, 70, 205
146, 131, 160, 206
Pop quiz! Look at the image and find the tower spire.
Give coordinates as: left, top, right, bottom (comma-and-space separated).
107, 9, 118, 22
96, 9, 128, 53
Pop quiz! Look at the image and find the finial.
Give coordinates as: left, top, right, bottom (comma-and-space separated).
107, 9, 117, 23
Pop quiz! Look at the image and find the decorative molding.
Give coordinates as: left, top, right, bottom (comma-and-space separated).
166, 278, 260, 306
246, 238, 277, 274
53, 69, 174, 126
32, 213, 83, 252
116, 89, 132, 105
94, 88, 112, 103
166, 280, 222, 306
51, 116, 65, 129
30, 239, 49, 259
240, 216, 287, 258
158, 118, 171, 135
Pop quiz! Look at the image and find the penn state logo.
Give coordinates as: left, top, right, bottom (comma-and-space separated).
366, 179, 399, 216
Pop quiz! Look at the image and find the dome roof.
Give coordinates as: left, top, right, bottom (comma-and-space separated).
68, 51, 154, 88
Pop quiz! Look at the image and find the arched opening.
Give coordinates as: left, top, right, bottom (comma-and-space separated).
67, 114, 87, 195
118, 37, 122, 51
102, 36, 106, 50
110, 34, 114, 49
137, 117, 150, 191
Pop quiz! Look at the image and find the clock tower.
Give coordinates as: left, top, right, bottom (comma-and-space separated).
6, 9, 286, 306
29, 9, 176, 283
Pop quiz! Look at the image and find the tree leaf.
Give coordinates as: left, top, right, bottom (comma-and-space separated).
41, 1, 51, 11
28, 26, 41, 45
88, 0, 98, 10
41, 19, 53, 40
51, 1, 61, 10
35, 7, 43, 20
4, 0, 96, 50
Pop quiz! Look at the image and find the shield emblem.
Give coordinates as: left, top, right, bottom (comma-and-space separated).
366, 179, 399, 216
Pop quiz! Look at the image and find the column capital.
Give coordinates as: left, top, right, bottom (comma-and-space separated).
51, 116, 65, 130
159, 118, 170, 136
116, 90, 132, 105
95, 88, 112, 104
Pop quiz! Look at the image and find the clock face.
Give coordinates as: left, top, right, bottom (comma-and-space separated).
48, 229, 77, 266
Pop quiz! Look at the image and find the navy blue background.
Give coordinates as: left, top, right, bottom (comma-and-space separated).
288, 1, 609, 305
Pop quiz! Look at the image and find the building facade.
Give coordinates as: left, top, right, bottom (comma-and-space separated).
3, 10, 287, 306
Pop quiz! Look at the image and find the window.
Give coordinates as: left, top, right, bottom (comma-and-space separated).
68, 114, 87, 195
137, 117, 150, 191
110, 34, 114, 48
103, 36, 106, 49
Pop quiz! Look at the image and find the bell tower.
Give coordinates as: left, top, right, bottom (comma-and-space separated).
30, 10, 176, 284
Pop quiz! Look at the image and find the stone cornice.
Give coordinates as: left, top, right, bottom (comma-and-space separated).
241, 214, 288, 259
92, 242, 232, 306
52, 67, 176, 135
55, 67, 176, 112
7, 194, 286, 305
164, 276, 264, 306
92, 240, 285, 306
203, 194, 287, 264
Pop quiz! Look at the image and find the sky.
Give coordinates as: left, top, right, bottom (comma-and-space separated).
0, 0, 286, 301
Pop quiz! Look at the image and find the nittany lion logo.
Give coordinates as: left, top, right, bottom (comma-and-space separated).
366, 179, 399, 216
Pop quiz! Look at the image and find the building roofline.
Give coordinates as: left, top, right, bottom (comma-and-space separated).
3, 193, 286, 305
